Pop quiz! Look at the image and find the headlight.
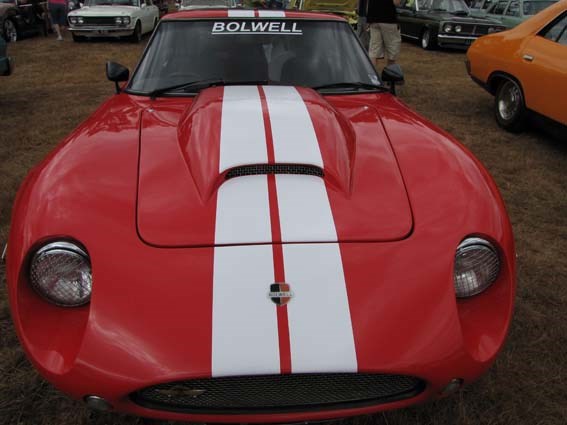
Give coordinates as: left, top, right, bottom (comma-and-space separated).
29, 241, 92, 307
443, 24, 453, 32
123, 16, 130, 25
455, 25, 462, 33
69, 16, 78, 24
78, 17, 84, 24
454, 237, 500, 298
115, 16, 123, 24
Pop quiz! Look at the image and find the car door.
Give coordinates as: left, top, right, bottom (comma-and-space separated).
516, 12, 567, 124
397, 0, 421, 39
14, 0, 38, 33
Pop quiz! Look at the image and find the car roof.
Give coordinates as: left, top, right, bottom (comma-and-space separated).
162, 9, 347, 21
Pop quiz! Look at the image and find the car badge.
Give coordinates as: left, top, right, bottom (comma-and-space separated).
268, 282, 293, 306
154, 385, 206, 399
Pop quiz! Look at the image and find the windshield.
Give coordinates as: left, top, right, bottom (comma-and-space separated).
424, 0, 469, 12
523, 1, 555, 15
128, 20, 379, 94
181, 0, 231, 6
86, 0, 139, 5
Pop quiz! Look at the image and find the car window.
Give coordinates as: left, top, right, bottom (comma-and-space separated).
481, 0, 494, 9
541, 13, 567, 42
522, 1, 556, 16
86, 0, 140, 5
128, 20, 379, 93
558, 26, 567, 45
401, 0, 416, 9
490, 0, 508, 14
505, 0, 519, 15
426, 0, 469, 12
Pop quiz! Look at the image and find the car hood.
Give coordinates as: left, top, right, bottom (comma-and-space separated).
423, 11, 503, 24
137, 86, 413, 247
68, 5, 138, 16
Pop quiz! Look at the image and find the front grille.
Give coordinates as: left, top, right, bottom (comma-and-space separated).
473, 25, 490, 35
81, 17, 118, 26
225, 164, 324, 180
131, 373, 425, 414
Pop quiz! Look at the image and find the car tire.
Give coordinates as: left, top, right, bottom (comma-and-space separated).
421, 28, 436, 50
130, 21, 142, 43
494, 79, 526, 132
3, 19, 18, 42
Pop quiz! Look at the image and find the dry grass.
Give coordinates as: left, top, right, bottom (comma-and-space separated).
1, 33, 566, 425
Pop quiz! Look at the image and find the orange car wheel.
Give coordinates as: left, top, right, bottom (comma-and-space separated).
494, 79, 526, 133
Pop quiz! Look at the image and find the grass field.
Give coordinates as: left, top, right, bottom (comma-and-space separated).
0, 31, 566, 425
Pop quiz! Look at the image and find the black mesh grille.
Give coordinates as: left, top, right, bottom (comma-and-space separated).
225, 164, 324, 180
81, 17, 118, 26
131, 373, 425, 414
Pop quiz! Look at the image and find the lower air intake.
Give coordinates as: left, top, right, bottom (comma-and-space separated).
225, 164, 324, 179
131, 373, 425, 414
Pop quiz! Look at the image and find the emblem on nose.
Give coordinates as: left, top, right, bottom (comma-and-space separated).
268, 282, 293, 306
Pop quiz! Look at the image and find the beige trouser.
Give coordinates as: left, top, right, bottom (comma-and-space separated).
368, 23, 401, 62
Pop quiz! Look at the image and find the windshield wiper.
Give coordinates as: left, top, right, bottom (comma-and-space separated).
149, 78, 227, 99
312, 82, 384, 92
148, 79, 288, 99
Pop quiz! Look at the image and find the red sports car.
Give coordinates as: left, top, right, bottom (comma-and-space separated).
5, 9, 516, 423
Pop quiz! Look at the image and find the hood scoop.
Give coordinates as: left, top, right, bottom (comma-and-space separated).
225, 164, 324, 180
136, 86, 413, 247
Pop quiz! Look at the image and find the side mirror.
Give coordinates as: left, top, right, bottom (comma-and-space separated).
381, 64, 404, 95
106, 61, 129, 94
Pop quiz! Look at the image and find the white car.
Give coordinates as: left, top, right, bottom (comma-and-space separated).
68, 0, 160, 42
176, 0, 236, 11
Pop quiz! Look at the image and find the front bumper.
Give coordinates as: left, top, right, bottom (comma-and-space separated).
437, 34, 478, 49
69, 26, 134, 37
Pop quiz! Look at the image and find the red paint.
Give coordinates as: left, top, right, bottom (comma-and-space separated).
260, 85, 293, 375
6, 28, 515, 423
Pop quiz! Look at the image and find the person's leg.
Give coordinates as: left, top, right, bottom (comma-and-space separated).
380, 23, 401, 65
49, 5, 64, 40
368, 23, 385, 70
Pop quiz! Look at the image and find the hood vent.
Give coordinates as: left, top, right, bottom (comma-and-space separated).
225, 164, 325, 180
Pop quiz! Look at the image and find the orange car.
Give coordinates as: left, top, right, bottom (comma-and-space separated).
466, 0, 567, 132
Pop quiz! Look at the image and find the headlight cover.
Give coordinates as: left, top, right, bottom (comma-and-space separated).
454, 237, 500, 298
443, 24, 453, 32
29, 241, 92, 307
69, 16, 78, 24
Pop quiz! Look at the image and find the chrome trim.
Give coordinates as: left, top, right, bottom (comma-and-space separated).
1, 244, 7, 263
523, 54, 534, 62
437, 34, 477, 40
456, 237, 498, 253
35, 241, 88, 258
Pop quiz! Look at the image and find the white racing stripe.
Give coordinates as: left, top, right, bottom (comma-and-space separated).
212, 89, 279, 377
258, 10, 286, 17
268, 87, 358, 372
262, 86, 323, 167
228, 9, 255, 17
212, 244, 280, 376
284, 243, 357, 373
215, 175, 271, 245
276, 175, 337, 242
219, 86, 267, 172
